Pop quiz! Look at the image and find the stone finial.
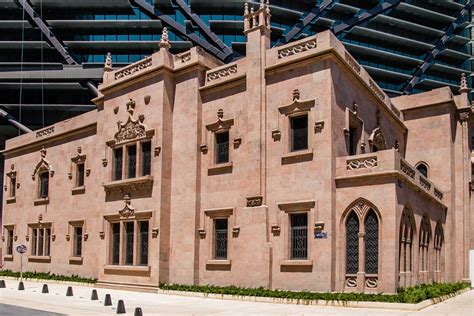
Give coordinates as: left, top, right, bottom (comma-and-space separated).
260, 0, 264, 9
292, 89, 300, 101
40, 145, 47, 158
104, 52, 113, 72
352, 101, 358, 114
217, 108, 224, 119
159, 27, 171, 49
266, 0, 271, 16
459, 73, 468, 94
244, 2, 249, 15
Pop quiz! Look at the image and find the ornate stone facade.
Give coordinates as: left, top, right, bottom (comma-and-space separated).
1, 26, 472, 294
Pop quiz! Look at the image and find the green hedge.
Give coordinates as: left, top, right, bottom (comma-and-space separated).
159, 282, 470, 304
0, 269, 97, 284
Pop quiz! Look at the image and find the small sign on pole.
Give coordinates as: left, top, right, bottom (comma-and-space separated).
16, 244, 27, 282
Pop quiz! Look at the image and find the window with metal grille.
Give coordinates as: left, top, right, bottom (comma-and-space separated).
346, 212, 359, 274
39, 171, 49, 198
76, 163, 85, 187
214, 219, 228, 259
419, 217, 430, 272
6, 228, 13, 255
416, 163, 428, 178
364, 211, 379, 274
111, 223, 120, 265
399, 210, 414, 273
125, 222, 134, 265
9, 177, 16, 197
349, 127, 358, 155
290, 213, 308, 259
127, 145, 137, 178
114, 148, 123, 181
290, 115, 308, 152
141, 141, 151, 176
139, 221, 149, 266
215, 131, 229, 164
73, 226, 83, 257
31, 227, 51, 256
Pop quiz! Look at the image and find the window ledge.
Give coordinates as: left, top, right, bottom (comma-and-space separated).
281, 149, 313, 165
34, 197, 49, 206
69, 256, 83, 264
280, 260, 313, 267
104, 265, 151, 276
206, 259, 231, 266
208, 162, 233, 176
102, 175, 154, 194
71, 186, 85, 195
6, 197, 16, 204
28, 255, 51, 263
3, 254, 13, 261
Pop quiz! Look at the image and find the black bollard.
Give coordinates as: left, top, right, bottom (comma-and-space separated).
66, 286, 73, 297
18, 281, 25, 291
104, 293, 112, 306
116, 300, 126, 314
91, 289, 98, 300
134, 307, 143, 316
0, 280, 6, 288
42, 284, 49, 293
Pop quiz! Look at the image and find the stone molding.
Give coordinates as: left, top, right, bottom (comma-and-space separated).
277, 38, 317, 59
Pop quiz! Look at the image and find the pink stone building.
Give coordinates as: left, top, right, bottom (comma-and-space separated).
1, 6, 472, 294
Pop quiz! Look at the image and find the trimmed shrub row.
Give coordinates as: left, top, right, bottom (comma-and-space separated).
159, 281, 470, 304
0, 269, 97, 284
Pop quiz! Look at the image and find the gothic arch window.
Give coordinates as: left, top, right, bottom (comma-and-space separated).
419, 215, 431, 273
345, 211, 359, 275
364, 210, 379, 274
32, 146, 54, 204
416, 162, 429, 178
399, 207, 415, 274
434, 222, 443, 273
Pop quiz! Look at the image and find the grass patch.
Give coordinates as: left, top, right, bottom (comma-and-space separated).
159, 282, 470, 304
0, 269, 97, 284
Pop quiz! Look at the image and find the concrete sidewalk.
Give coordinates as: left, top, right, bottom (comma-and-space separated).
0, 279, 472, 315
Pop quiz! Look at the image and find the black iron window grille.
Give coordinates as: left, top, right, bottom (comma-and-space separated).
39, 171, 49, 198
214, 219, 228, 259
125, 222, 134, 265
127, 145, 137, 179
290, 213, 308, 259
139, 221, 149, 266
215, 131, 229, 164
111, 223, 120, 265
76, 163, 85, 187
10, 177, 16, 197
110, 220, 149, 266
74, 226, 82, 257
31, 227, 51, 256
346, 212, 359, 274
6, 229, 13, 255
290, 115, 308, 152
114, 148, 123, 181
141, 141, 152, 176
364, 211, 379, 274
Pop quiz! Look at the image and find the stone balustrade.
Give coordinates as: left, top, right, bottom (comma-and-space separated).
114, 57, 152, 80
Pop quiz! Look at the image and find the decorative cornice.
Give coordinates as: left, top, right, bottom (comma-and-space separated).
277, 38, 317, 59
278, 89, 315, 116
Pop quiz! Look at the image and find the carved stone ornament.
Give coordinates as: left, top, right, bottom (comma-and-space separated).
104, 177, 153, 195
272, 130, 281, 141
314, 121, 324, 133
159, 27, 171, 49
278, 89, 315, 116
32, 146, 54, 180
368, 127, 386, 151
206, 109, 234, 132
102, 159, 108, 167
246, 196, 263, 207
114, 115, 147, 144
104, 52, 113, 72
200, 144, 208, 154
71, 147, 86, 164
154, 146, 161, 157
119, 194, 135, 219
144, 95, 151, 105
126, 98, 136, 115
152, 228, 159, 238
459, 73, 468, 94
99, 231, 105, 239
233, 138, 242, 149
458, 109, 470, 122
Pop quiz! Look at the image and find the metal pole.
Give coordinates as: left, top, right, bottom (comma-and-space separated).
0, 109, 32, 133
20, 253, 23, 282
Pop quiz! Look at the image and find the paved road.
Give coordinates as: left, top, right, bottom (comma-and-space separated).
0, 279, 472, 315
0, 304, 63, 316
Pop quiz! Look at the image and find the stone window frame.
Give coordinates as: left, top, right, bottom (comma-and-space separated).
278, 200, 316, 267
204, 109, 235, 175
5, 165, 18, 204
277, 89, 316, 165
28, 222, 53, 263
415, 161, 429, 179
433, 221, 443, 278
66, 220, 87, 264
398, 206, 416, 288
70, 148, 89, 195
32, 146, 54, 206
107, 138, 154, 182
103, 211, 152, 275
418, 214, 431, 274
344, 104, 365, 156
202, 207, 235, 267
2, 224, 16, 260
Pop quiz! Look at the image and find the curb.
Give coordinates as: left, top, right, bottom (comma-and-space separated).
156, 287, 471, 311
0, 276, 95, 287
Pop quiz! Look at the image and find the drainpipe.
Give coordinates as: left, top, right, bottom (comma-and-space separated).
0, 109, 32, 133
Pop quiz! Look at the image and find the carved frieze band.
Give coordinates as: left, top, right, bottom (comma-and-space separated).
345, 52, 361, 75
369, 79, 385, 101
206, 65, 238, 82
278, 39, 317, 59
246, 196, 263, 207
176, 52, 191, 63
346, 156, 378, 170
400, 161, 415, 179
36, 126, 54, 138
115, 57, 152, 80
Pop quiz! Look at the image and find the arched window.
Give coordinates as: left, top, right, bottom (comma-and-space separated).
399, 208, 415, 273
365, 210, 379, 274
416, 163, 428, 178
434, 222, 443, 272
419, 215, 431, 273
346, 212, 359, 274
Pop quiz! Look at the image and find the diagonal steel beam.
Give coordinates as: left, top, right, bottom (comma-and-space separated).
130, 0, 232, 62
274, 0, 337, 47
402, 0, 473, 94
332, 0, 402, 35
172, 0, 233, 58
14, 0, 78, 65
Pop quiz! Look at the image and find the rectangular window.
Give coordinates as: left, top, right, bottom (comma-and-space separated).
45, 228, 51, 256
214, 219, 228, 259
290, 115, 308, 152
73, 226, 83, 257
76, 163, 85, 187
111, 223, 120, 265
141, 142, 151, 176
139, 221, 149, 266
39, 172, 49, 198
6, 228, 13, 255
9, 177, 16, 197
31, 227, 51, 256
127, 145, 137, 179
215, 131, 229, 164
290, 214, 308, 259
349, 127, 358, 155
124, 222, 134, 265
114, 148, 123, 181
32, 229, 38, 256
